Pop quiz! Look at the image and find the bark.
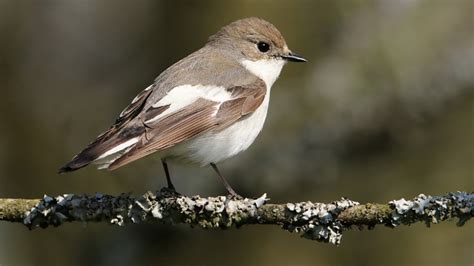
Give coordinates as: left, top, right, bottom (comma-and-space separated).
0, 190, 472, 245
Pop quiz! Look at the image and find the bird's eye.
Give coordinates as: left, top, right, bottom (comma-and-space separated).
257, 42, 270, 53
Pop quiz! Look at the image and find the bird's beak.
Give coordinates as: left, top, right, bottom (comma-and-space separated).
281, 52, 307, 62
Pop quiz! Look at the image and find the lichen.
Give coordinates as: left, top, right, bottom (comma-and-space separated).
283, 198, 360, 245
133, 191, 164, 222
24, 194, 73, 228
110, 214, 124, 226
389, 191, 473, 227
173, 193, 268, 228
14, 190, 471, 246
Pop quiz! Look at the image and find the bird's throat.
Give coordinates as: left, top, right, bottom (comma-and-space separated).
240, 59, 285, 89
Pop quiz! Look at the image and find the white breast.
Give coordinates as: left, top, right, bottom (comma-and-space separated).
94, 58, 286, 168
169, 58, 285, 165
175, 95, 270, 165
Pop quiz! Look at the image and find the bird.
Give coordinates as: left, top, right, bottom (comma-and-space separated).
59, 17, 306, 197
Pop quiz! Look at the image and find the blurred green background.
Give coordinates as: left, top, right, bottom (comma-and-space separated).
0, 0, 473, 265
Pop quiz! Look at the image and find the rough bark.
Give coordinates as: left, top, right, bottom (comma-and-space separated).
0, 190, 472, 245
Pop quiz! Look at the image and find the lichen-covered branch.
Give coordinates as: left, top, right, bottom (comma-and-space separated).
0, 190, 472, 245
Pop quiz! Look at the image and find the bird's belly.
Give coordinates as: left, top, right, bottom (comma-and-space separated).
168, 98, 269, 165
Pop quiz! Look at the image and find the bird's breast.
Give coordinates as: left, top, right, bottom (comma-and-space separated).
169, 95, 270, 165
161, 58, 284, 165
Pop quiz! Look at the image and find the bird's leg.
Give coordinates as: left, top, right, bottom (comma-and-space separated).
210, 163, 243, 199
161, 158, 176, 192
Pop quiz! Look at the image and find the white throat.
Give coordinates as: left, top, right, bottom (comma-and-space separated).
240, 59, 285, 88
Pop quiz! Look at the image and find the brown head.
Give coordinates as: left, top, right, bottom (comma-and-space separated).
207, 17, 306, 63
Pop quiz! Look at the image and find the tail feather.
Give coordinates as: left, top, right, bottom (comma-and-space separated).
58, 125, 145, 173
58, 155, 94, 173
60, 84, 154, 173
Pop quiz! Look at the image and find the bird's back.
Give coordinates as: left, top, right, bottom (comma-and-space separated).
59, 45, 260, 172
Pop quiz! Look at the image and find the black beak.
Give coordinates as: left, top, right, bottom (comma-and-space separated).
282, 52, 307, 62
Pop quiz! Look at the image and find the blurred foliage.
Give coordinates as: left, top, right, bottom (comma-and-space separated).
0, 0, 473, 265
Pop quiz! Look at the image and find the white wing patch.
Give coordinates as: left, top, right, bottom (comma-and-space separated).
119, 84, 154, 118
131, 84, 153, 103
145, 84, 232, 123
96, 137, 140, 160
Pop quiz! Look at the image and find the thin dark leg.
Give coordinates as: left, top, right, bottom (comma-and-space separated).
210, 163, 241, 198
161, 159, 175, 191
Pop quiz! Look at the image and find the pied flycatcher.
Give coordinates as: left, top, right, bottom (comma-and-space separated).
59, 17, 306, 197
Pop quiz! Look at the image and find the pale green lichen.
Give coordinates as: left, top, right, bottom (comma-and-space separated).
24, 194, 72, 228
15, 190, 472, 246
173, 193, 268, 228
133, 191, 164, 222
389, 191, 473, 227
283, 198, 360, 245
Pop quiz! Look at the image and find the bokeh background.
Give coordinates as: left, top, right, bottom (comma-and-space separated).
1, 0, 473, 265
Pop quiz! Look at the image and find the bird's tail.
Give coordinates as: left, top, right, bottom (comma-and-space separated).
58, 126, 144, 173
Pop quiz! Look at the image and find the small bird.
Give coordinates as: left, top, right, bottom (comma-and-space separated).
59, 17, 306, 197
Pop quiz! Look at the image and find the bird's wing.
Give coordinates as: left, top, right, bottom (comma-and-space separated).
59, 47, 264, 173
107, 79, 266, 170
59, 85, 159, 172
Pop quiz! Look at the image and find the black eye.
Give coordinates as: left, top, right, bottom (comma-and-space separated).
257, 42, 270, 53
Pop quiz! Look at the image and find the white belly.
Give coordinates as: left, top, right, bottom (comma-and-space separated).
165, 58, 285, 165
168, 95, 270, 165
94, 58, 284, 169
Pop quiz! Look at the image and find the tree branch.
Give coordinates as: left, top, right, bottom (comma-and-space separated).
0, 190, 472, 245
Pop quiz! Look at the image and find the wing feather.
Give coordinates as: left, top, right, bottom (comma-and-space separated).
59, 85, 157, 172
108, 98, 217, 169
107, 79, 267, 170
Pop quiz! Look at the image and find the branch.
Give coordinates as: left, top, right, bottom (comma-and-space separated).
0, 190, 472, 245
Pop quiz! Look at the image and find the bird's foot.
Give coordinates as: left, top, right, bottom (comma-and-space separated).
159, 186, 181, 197
225, 192, 244, 201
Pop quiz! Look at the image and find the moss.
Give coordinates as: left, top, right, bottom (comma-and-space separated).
1, 191, 471, 246
0, 199, 40, 222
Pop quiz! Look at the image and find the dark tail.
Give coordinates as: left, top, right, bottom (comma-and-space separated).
58, 130, 116, 173
58, 140, 106, 173
58, 124, 146, 173
58, 128, 114, 174
58, 152, 96, 173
